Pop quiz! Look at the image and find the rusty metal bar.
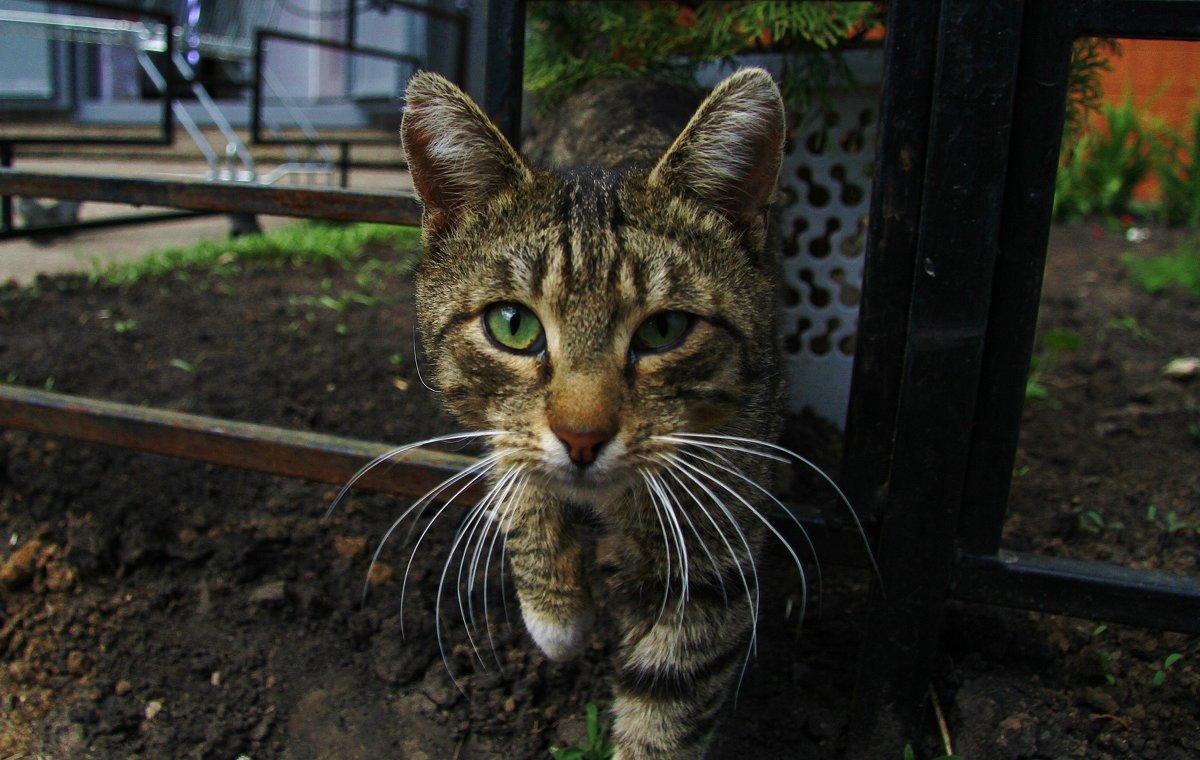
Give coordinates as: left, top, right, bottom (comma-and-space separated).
0, 169, 422, 225
0, 384, 477, 501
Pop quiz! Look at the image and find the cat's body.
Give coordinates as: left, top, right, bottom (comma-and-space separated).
401, 68, 786, 759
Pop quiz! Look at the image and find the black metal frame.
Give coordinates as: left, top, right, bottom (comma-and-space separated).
249, 30, 421, 147
0, 0, 175, 147
844, 0, 1200, 750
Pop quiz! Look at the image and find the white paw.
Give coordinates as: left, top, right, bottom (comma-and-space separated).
522, 607, 593, 662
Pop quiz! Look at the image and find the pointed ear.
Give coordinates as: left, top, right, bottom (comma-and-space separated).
649, 68, 785, 223
401, 72, 531, 240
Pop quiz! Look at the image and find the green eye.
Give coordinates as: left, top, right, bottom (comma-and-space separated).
632, 311, 693, 353
483, 302, 544, 353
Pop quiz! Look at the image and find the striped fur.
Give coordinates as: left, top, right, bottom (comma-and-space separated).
401, 69, 785, 759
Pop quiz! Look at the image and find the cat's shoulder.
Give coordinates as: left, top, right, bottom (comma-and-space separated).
522, 78, 704, 172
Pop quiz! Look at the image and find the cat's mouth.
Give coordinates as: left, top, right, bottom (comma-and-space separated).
539, 457, 635, 506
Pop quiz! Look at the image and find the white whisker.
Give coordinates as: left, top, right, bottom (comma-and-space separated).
481, 470, 527, 665
659, 454, 761, 656
660, 432, 881, 588
326, 430, 502, 520
668, 452, 808, 625
444, 464, 522, 669
675, 448, 825, 612
639, 469, 677, 629
396, 451, 506, 630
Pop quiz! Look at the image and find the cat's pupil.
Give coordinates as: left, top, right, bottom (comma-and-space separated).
653, 314, 669, 337
507, 310, 521, 336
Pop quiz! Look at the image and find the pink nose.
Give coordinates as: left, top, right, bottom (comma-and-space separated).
553, 425, 614, 467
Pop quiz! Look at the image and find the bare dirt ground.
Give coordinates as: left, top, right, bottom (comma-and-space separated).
0, 223, 1196, 758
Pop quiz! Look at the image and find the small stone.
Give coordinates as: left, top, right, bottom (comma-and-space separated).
1084, 686, 1119, 714
248, 580, 287, 606
367, 561, 393, 587
115, 680, 133, 696
66, 651, 88, 676
1, 539, 45, 588
144, 699, 164, 721
1163, 356, 1200, 381
333, 535, 368, 560
503, 696, 517, 713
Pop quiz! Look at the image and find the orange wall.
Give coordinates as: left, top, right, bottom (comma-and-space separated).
1097, 39, 1200, 126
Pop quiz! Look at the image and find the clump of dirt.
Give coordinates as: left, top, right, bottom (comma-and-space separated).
0, 224, 1196, 758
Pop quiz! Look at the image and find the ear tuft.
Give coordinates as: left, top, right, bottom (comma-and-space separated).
649, 68, 785, 223
401, 72, 530, 240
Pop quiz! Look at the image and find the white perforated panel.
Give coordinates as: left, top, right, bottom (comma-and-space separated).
779, 90, 877, 427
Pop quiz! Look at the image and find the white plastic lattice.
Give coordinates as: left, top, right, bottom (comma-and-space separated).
778, 89, 877, 427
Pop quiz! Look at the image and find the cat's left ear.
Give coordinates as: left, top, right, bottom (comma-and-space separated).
402, 72, 531, 241
649, 68, 785, 226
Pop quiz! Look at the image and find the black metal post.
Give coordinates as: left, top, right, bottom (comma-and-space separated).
484, 0, 526, 147
848, 0, 1025, 752
841, 0, 942, 520
959, 2, 1078, 556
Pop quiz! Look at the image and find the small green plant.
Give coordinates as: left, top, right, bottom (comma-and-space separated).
549, 703, 614, 760
1026, 329, 1082, 401
1152, 652, 1184, 686
388, 353, 405, 367
1090, 624, 1118, 685
113, 319, 138, 333
1122, 240, 1200, 304
1105, 314, 1154, 342
169, 358, 197, 374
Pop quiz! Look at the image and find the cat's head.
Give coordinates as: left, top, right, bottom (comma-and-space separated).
401, 69, 784, 506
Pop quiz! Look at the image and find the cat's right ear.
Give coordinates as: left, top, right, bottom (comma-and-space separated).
401, 72, 531, 241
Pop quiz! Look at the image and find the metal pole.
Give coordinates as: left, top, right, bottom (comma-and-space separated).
484, 0, 525, 147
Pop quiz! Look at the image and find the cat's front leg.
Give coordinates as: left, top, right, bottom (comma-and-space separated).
504, 485, 594, 661
607, 521, 760, 760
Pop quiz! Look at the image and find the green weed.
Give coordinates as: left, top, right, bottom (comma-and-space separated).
1105, 314, 1155, 342
169, 358, 197, 374
1026, 329, 1082, 401
1121, 240, 1200, 304
1153, 652, 1184, 686
549, 703, 613, 760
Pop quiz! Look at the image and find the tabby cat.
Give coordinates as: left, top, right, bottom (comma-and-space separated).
399, 68, 789, 759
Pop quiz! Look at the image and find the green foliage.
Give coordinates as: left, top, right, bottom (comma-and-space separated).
1154, 107, 1200, 227
525, 1, 879, 115
549, 703, 614, 760
1121, 240, 1200, 303
93, 221, 421, 286
1054, 94, 1155, 222
1064, 38, 1119, 141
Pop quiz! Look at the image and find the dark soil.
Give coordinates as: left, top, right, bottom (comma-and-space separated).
0, 223, 1196, 759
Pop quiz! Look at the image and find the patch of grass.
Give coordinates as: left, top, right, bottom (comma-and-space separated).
549, 703, 613, 760
1121, 241, 1200, 304
93, 221, 422, 286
